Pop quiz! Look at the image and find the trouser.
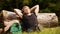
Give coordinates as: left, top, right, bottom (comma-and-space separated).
26, 24, 41, 32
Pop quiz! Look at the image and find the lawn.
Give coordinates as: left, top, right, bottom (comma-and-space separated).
22, 27, 60, 34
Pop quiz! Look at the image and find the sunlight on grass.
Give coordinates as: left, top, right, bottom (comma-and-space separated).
22, 27, 60, 34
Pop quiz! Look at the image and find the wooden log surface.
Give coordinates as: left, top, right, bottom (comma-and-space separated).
37, 13, 58, 27
0, 11, 58, 27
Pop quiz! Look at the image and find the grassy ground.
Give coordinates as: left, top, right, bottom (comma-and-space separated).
22, 27, 60, 34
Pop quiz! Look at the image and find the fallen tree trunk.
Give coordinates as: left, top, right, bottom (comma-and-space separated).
0, 10, 58, 27
37, 13, 58, 27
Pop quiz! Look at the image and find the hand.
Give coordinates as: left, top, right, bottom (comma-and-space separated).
4, 26, 9, 32
14, 9, 23, 18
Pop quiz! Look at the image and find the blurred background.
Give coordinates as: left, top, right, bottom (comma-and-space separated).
0, 0, 60, 24
0, 0, 60, 34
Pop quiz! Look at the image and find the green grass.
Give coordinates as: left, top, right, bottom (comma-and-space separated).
22, 27, 60, 34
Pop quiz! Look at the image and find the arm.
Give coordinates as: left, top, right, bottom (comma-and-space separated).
4, 20, 19, 32
14, 9, 23, 18
4, 26, 10, 32
4, 21, 11, 32
31, 5, 39, 15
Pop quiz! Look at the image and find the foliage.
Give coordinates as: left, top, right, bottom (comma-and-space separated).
0, 0, 60, 24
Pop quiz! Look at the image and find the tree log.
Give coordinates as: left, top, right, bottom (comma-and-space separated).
1, 10, 58, 27
37, 13, 58, 27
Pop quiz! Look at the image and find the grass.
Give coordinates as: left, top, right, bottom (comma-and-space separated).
22, 27, 60, 34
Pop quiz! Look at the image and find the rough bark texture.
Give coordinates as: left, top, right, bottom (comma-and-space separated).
0, 11, 58, 27
37, 13, 58, 27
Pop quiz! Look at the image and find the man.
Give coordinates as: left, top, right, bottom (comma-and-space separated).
3, 10, 22, 34
14, 5, 40, 32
